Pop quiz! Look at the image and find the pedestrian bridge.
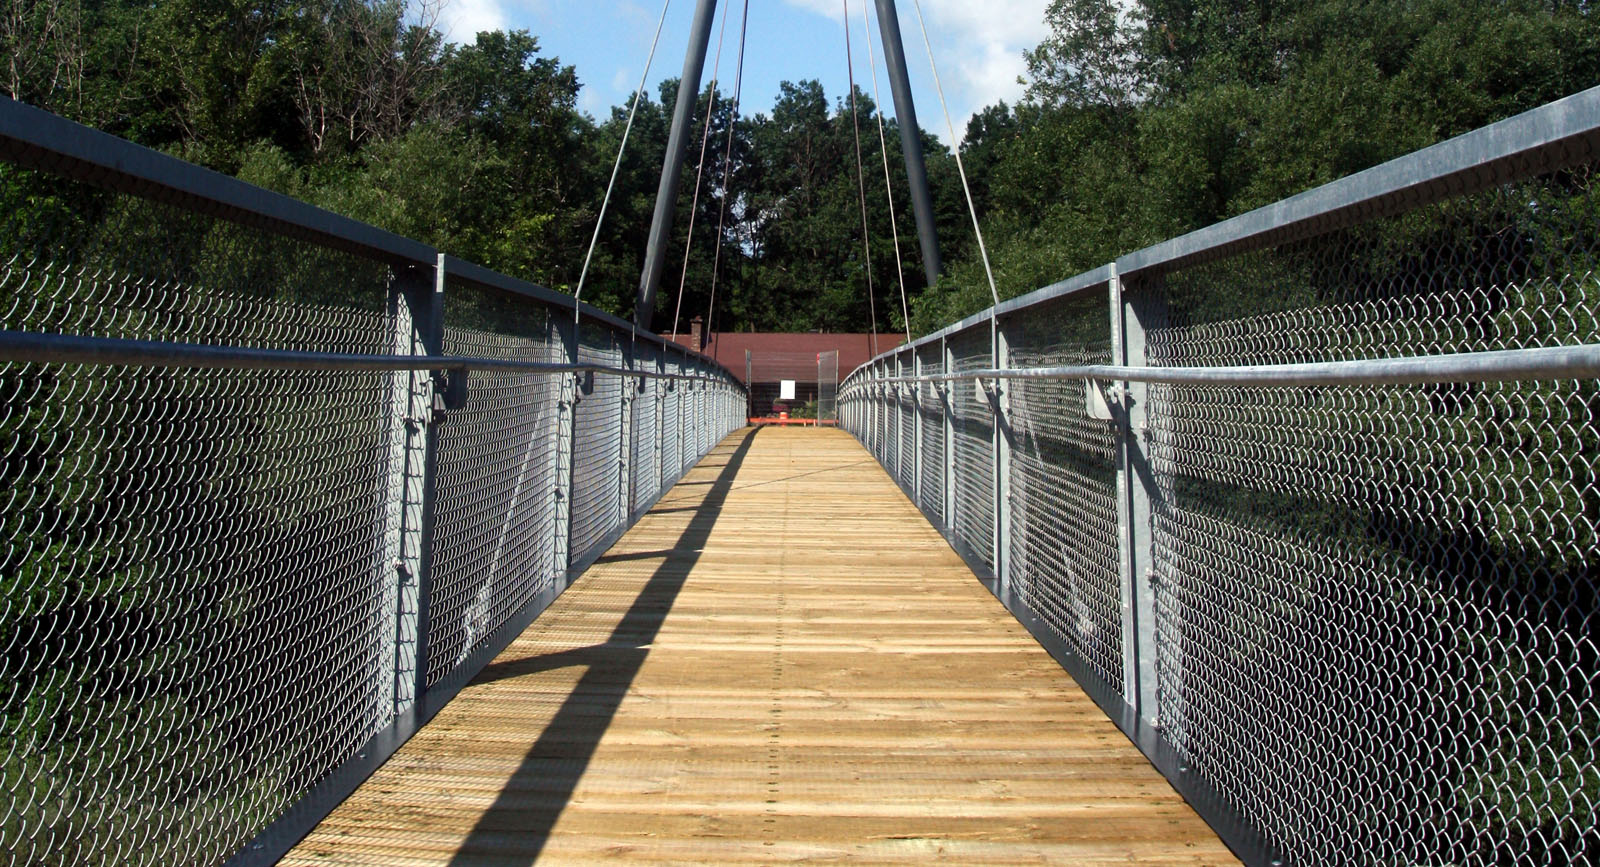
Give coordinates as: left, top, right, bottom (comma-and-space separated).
3, 88, 1600, 867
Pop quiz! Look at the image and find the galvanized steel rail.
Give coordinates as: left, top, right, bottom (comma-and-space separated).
841, 85, 1600, 866
0, 97, 745, 866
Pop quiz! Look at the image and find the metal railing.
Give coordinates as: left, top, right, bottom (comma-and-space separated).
0, 97, 746, 865
841, 86, 1600, 865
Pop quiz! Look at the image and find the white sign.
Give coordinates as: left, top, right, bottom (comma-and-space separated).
780, 380, 796, 400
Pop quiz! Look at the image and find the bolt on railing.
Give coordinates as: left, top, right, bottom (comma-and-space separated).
841, 86, 1600, 866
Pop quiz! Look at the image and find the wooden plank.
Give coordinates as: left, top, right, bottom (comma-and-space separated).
286, 427, 1238, 865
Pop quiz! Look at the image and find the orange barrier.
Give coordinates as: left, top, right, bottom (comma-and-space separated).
748, 417, 839, 426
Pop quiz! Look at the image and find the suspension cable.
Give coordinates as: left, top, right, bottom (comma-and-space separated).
907, 0, 1000, 309
843, 0, 879, 356
670, 1, 733, 342
703, 0, 749, 346
859, 0, 912, 344
572, 0, 675, 323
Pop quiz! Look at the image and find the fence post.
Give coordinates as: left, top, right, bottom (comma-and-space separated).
992, 316, 1012, 601
1111, 264, 1162, 737
552, 313, 578, 585
380, 256, 444, 720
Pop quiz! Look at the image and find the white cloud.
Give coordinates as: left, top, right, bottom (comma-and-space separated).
435, 0, 511, 44
781, 0, 845, 22
781, 0, 1048, 143
906, 0, 1047, 136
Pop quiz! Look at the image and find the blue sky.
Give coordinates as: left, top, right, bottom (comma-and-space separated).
431, 0, 1051, 145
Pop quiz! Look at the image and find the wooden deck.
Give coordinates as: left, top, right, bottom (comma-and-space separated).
286, 427, 1237, 865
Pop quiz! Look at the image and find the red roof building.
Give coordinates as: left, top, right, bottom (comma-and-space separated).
668, 317, 904, 420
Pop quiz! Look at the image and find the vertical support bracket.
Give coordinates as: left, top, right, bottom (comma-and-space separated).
1111, 264, 1162, 738
381, 256, 444, 720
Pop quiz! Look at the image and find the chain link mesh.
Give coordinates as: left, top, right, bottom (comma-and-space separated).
1005, 291, 1125, 698
631, 342, 660, 515
949, 328, 996, 570
569, 324, 624, 566
897, 355, 915, 492
817, 350, 839, 424
0, 194, 399, 865
425, 288, 559, 688
679, 357, 695, 479
1143, 160, 1600, 864
661, 355, 682, 484
914, 343, 945, 524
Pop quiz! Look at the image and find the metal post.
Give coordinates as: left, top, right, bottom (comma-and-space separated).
381, 258, 443, 719
552, 315, 578, 584
872, 0, 942, 286
1111, 264, 1162, 738
993, 316, 1012, 602
635, 0, 720, 330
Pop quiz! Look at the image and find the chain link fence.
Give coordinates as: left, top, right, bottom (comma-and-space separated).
0, 99, 745, 865
817, 349, 838, 425
841, 87, 1600, 865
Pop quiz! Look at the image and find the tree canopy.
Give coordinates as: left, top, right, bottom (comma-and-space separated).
3, 0, 1595, 337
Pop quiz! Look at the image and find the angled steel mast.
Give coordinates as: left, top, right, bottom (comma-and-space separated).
635, 0, 721, 332
634, 0, 945, 330
872, 0, 941, 286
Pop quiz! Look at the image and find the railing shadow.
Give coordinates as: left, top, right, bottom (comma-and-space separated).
445, 426, 761, 866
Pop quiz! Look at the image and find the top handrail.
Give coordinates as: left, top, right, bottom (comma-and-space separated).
844, 84, 1600, 383
0, 97, 732, 374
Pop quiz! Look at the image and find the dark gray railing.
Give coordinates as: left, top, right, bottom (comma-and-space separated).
841, 86, 1600, 865
0, 97, 746, 865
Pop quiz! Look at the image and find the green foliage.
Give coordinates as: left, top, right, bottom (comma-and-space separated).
922, 0, 1600, 333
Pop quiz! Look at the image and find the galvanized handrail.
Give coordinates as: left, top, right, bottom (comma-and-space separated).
0, 329, 729, 382
861, 343, 1600, 388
